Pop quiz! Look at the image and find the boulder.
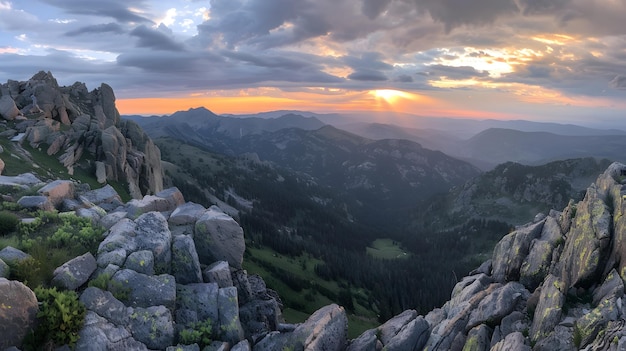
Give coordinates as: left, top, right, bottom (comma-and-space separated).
171, 235, 202, 285
0, 278, 39, 349
109, 269, 176, 309
231, 340, 251, 351
0, 157, 4, 175
124, 250, 155, 275
383, 316, 429, 351
129, 305, 175, 349
0, 246, 31, 266
377, 309, 418, 345
126, 195, 171, 219
492, 220, 544, 283
82, 184, 122, 206
96, 161, 107, 184
530, 274, 566, 343
51, 252, 97, 290
176, 283, 219, 328
100, 211, 128, 230
463, 324, 492, 351
0, 95, 20, 120
76, 311, 148, 351
166, 345, 200, 351
194, 206, 245, 269
98, 218, 138, 254
156, 187, 185, 210
239, 298, 282, 339
203, 261, 233, 288
490, 332, 530, 351
255, 304, 347, 351
80, 287, 130, 326
97, 248, 127, 268
17, 195, 54, 211
467, 282, 528, 330
575, 297, 619, 348
347, 329, 382, 351
592, 269, 624, 305
134, 212, 172, 274
169, 202, 206, 225
217, 287, 245, 345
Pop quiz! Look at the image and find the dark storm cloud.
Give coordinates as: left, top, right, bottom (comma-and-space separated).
515, 0, 571, 15
65, 23, 125, 37
40, 0, 153, 23
362, 0, 393, 20
410, 0, 519, 32
348, 70, 389, 81
423, 64, 489, 79
394, 74, 414, 82
130, 25, 185, 51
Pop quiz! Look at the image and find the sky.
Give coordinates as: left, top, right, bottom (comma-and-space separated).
1, 0, 626, 128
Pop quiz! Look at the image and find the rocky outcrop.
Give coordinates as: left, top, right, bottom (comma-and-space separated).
0, 71, 163, 198
194, 206, 246, 269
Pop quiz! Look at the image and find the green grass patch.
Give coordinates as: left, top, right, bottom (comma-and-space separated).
366, 238, 410, 260
244, 245, 378, 338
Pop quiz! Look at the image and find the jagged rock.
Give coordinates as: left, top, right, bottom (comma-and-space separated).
100, 211, 128, 230
17, 195, 54, 211
25, 118, 60, 145
255, 304, 348, 351
447, 274, 493, 317
532, 325, 575, 351
109, 269, 176, 309
593, 269, 625, 306
575, 297, 620, 348
0, 95, 20, 120
519, 216, 563, 291
469, 259, 492, 276
378, 309, 418, 345
176, 283, 219, 329
0, 172, 41, 187
37, 180, 75, 207
490, 331, 530, 351
119, 119, 163, 196
498, 311, 528, 338
169, 202, 206, 225
203, 261, 233, 288
171, 235, 202, 284
347, 329, 382, 351
0, 157, 4, 175
218, 286, 245, 345
124, 250, 155, 275
467, 282, 529, 330
76, 311, 148, 351
126, 195, 172, 219
95, 161, 107, 184
559, 183, 611, 288
0, 278, 39, 350
82, 184, 123, 206
204, 341, 229, 351
129, 305, 175, 349
0, 246, 31, 266
530, 274, 566, 343
134, 212, 172, 274
76, 205, 107, 223
463, 324, 492, 351
383, 316, 429, 351
239, 298, 282, 339
0, 258, 9, 278
232, 269, 254, 304
80, 287, 130, 326
99, 218, 138, 254
194, 206, 245, 269
51, 252, 97, 290
492, 220, 545, 283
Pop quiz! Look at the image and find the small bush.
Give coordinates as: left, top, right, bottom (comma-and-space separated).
24, 287, 86, 350
11, 256, 43, 289
179, 319, 213, 347
88, 272, 111, 290
0, 210, 19, 236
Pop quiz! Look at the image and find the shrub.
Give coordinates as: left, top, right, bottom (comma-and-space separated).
0, 210, 19, 236
179, 319, 213, 347
24, 287, 86, 350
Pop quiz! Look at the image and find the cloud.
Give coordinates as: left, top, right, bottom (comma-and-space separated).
130, 24, 185, 51
410, 0, 519, 32
423, 64, 489, 79
65, 23, 125, 36
362, 0, 392, 20
40, 0, 153, 23
348, 70, 388, 81
610, 75, 626, 90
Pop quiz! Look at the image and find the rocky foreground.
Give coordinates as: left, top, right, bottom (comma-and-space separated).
2, 162, 626, 350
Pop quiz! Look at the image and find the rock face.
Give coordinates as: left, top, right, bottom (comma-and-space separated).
0, 278, 39, 349
0, 71, 163, 198
194, 206, 245, 269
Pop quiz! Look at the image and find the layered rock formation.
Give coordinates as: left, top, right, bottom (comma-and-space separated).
0, 71, 162, 198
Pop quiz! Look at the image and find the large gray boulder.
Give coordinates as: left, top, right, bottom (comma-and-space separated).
490, 332, 530, 351
0, 258, 9, 278
0, 278, 39, 349
51, 252, 97, 290
519, 216, 563, 291
109, 269, 176, 309
194, 206, 245, 269
203, 261, 233, 288
0, 246, 31, 266
80, 287, 130, 326
126, 195, 171, 219
134, 212, 172, 274
255, 304, 348, 351
383, 316, 429, 351
171, 235, 202, 285
37, 180, 75, 207
462, 324, 492, 351
169, 202, 206, 225
98, 218, 138, 254
347, 329, 382, 351
530, 274, 565, 343
467, 282, 528, 330
491, 220, 544, 283
218, 287, 245, 345
156, 187, 185, 210
17, 195, 54, 211
82, 184, 123, 206
129, 305, 175, 349
0, 95, 20, 120
77, 311, 148, 351
176, 283, 219, 329
124, 250, 155, 275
